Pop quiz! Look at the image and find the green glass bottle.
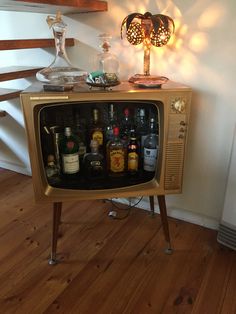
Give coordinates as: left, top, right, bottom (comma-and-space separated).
60, 127, 80, 175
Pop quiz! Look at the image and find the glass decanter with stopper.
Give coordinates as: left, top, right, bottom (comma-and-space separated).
87, 34, 120, 87
36, 11, 86, 85
97, 33, 119, 74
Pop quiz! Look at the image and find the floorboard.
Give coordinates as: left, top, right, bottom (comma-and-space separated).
0, 168, 236, 314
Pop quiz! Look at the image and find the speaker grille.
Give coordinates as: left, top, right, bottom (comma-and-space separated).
217, 223, 236, 250
164, 142, 184, 190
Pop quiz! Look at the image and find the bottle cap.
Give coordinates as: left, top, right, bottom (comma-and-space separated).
90, 140, 99, 148
113, 127, 119, 136
64, 127, 71, 136
47, 154, 55, 163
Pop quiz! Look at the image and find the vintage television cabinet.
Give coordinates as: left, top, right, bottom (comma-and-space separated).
20, 80, 191, 264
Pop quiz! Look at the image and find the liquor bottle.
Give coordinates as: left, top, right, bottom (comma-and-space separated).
105, 104, 117, 143
143, 118, 158, 173
45, 154, 60, 184
90, 108, 104, 152
136, 108, 148, 156
127, 129, 139, 175
120, 107, 132, 145
83, 140, 105, 180
60, 127, 80, 175
107, 127, 126, 177
73, 110, 87, 163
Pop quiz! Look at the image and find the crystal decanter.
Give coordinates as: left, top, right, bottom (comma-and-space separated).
36, 12, 86, 85
96, 33, 119, 77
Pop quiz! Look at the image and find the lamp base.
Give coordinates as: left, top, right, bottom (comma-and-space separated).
128, 74, 168, 87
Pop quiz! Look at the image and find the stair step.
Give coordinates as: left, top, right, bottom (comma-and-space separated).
0, 0, 108, 14
0, 38, 75, 50
0, 88, 22, 102
0, 66, 42, 82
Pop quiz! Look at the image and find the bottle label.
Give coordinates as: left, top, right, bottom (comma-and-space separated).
62, 153, 79, 174
92, 131, 103, 146
128, 152, 138, 171
144, 148, 157, 172
110, 149, 125, 172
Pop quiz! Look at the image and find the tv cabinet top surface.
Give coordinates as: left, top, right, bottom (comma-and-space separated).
22, 80, 191, 95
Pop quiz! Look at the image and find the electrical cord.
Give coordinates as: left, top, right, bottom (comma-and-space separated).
106, 196, 143, 220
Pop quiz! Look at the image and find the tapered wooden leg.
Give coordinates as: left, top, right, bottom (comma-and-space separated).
48, 202, 62, 265
149, 195, 155, 217
157, 195, 173, 254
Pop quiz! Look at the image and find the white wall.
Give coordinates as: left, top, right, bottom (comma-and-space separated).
0, 0, 236, 227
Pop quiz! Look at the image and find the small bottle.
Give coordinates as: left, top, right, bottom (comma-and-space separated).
45, 154, 60, 184
105, 104, 117, 143
127, 129, 139, 175
143, 118, 158, 173
60, 127, 80, 175
107, 127, 126, 177
83, 140, 105, 180
120, 107, 132, 146
90, 108, 104, 152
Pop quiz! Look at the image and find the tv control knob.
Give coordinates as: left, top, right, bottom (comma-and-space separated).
172, 98, 186, 113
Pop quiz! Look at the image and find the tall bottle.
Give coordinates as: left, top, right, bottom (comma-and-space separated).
73, 110, 87, 163
120, 107, 132, 145
107, 127, 126, 177
127, 129, 139, 175
90, 108, 104, 152
105, 104, 117, 143
83, 140, 105, 180
60, 127, 80, 175
136, 108, 148, 156
143, 118, 158, 173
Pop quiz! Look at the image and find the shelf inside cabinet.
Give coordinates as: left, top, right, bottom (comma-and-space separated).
0, 0, 108, 14
0, 38, 75, 50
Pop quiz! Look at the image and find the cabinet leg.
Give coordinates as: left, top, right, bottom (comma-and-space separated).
48, 202, 62, 265
149, 195, 155, 217
157, 195, 173, 254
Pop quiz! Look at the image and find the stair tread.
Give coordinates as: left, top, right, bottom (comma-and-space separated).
0, 0, 108, 14
0, 38, 75, 50
0, 88, 22, 102
0, 66, 42, 82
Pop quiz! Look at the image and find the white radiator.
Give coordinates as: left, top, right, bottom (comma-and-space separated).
217, 126, 236, 250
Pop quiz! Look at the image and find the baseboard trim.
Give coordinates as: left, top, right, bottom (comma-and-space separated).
116, 197, 219, 231
0, 161, 31, 176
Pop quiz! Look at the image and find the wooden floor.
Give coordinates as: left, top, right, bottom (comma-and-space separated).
0, 169, 236, 314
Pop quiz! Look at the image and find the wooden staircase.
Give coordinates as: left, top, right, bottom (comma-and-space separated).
0, 0, 108, 106
0, 38, 75, 102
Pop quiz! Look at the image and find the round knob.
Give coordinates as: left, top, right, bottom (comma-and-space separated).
172, 98, 186, 113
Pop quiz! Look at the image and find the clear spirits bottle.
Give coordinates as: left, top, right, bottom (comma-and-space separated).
143, 118, 158, 173
36, 11, 86, 85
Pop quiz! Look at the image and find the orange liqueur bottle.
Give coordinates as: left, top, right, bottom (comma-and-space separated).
107, 127, 126, 177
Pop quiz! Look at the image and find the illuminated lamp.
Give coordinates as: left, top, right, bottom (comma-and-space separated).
121, 12, 175, 84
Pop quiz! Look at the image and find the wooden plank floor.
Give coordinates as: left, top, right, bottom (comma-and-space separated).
0, 168, 236, 314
